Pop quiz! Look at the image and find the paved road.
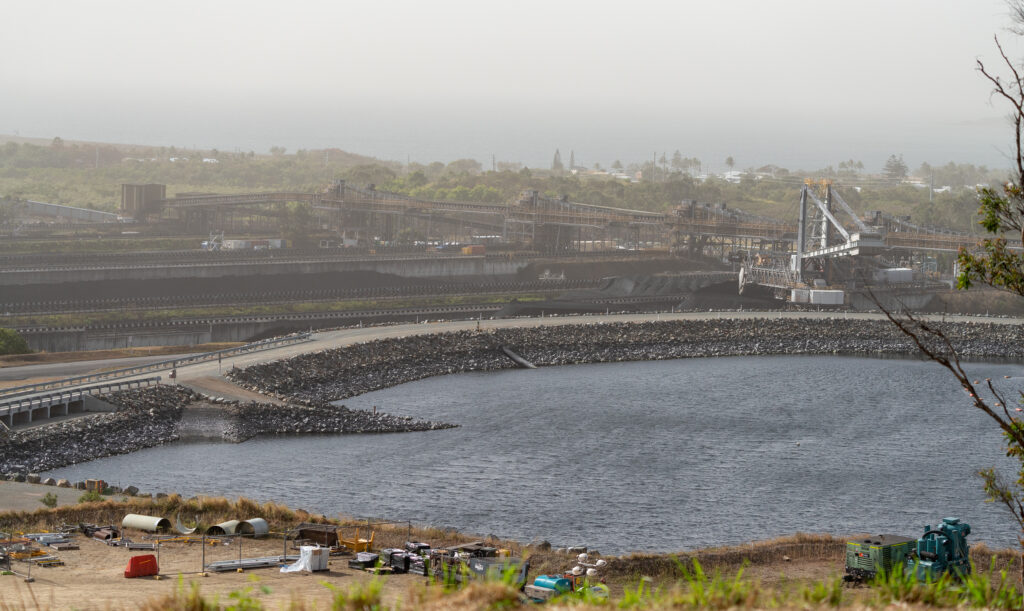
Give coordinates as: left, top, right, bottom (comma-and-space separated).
4, 310, 1023, 395
0, 354, 199, 383
153, 310, 1024, 386
0, 480, 110, 511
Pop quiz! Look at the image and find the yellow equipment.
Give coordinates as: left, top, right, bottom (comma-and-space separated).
85, 479, 106, 493
339, 528, 374, 552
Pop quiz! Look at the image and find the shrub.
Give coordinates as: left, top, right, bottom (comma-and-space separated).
0, 328, 30, 355
799, 576, 844, 607
39, 492, 58, 508
957, 559, 1024, 610
870, 563, 958, 607
77, 490, 103, 503
669, 559, 761, 609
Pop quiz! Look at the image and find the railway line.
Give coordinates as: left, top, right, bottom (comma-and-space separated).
0, 247, 425, 268
0, 252, 493, 274
11, 294, 693, 334
0, 279, 600, 315
0, 247, 669, 271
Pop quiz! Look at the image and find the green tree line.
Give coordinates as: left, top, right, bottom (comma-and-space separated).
0, 138, 1006, 231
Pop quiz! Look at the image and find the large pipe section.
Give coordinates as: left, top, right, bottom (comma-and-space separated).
206, 520, 241, 535
121, 514, 171, 532
204, 518, 267, 536
238, 518, 269, 538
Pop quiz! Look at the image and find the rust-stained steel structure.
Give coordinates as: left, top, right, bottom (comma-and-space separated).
120, 181, 1018, 263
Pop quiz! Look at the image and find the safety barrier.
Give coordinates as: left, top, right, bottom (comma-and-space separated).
0, 376, 162, 427
0, 333, 312, 399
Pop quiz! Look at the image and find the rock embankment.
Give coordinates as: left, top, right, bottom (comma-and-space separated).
0, 386, 195, 475
0, 387, 455, 476
222, 401, 454, 442
226, 318, 1024, 404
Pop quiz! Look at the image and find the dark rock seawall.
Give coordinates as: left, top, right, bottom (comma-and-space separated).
6, 318, 1020, 476
226, 318, 1024, 405
222, 401, 455, 442
0, 386, 195, 475
0, 387, 454, 475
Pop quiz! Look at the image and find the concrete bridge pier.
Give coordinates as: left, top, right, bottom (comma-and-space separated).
4, 396, 98, 428
15, 399, 78, 427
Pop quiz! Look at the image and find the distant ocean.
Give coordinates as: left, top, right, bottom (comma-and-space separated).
5, 102, 1011, 174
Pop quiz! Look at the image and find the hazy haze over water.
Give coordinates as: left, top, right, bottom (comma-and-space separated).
4, 0, 1020, 171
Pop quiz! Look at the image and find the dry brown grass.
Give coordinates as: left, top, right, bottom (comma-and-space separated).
970, 541, 1024, 574
536, 534, 1023, 584
410, 581, 523, 610
3, 499, 1022, 610
0, 582, 46, 611
0, 495, 323, 533
523, 533, 846, 582
0, 495, 530, 553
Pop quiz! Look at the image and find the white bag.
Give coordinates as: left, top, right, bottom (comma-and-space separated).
281, 546, 317, 573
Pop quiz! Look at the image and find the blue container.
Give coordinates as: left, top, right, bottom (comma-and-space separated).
533, 575, 572, 593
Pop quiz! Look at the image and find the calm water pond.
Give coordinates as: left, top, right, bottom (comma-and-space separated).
47, 355, 1024, 553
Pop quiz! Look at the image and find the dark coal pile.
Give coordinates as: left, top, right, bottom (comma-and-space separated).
0, 386, 196, 475
226, 318, 1024, 405
221, 401, 456, 442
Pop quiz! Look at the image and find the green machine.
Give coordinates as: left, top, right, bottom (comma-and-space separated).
844, 534, 916, 581
907, 517, 971, 582
844, 517, 972, 583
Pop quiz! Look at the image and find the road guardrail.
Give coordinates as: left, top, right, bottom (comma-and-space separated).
0, 333, 312, 399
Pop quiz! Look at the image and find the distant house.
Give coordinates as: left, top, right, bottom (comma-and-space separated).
722, 170, 744, 184
202, 158, 219, 164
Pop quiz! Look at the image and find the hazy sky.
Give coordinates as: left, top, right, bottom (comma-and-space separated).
4, 0, 1022, 172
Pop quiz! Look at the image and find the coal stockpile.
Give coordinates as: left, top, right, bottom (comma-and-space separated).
5, 270, 414, 303
0, 386, 196, 475
226, 318, 1024, 405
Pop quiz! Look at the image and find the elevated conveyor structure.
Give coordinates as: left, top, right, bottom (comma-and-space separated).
122, 181, 1020, 274
145, 182, 805, 255
738, 180, 1022, 302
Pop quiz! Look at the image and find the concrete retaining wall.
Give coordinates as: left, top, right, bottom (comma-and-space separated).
0, 256, 525, 286
19, 307, 499, 352
21, 328, 211, 352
